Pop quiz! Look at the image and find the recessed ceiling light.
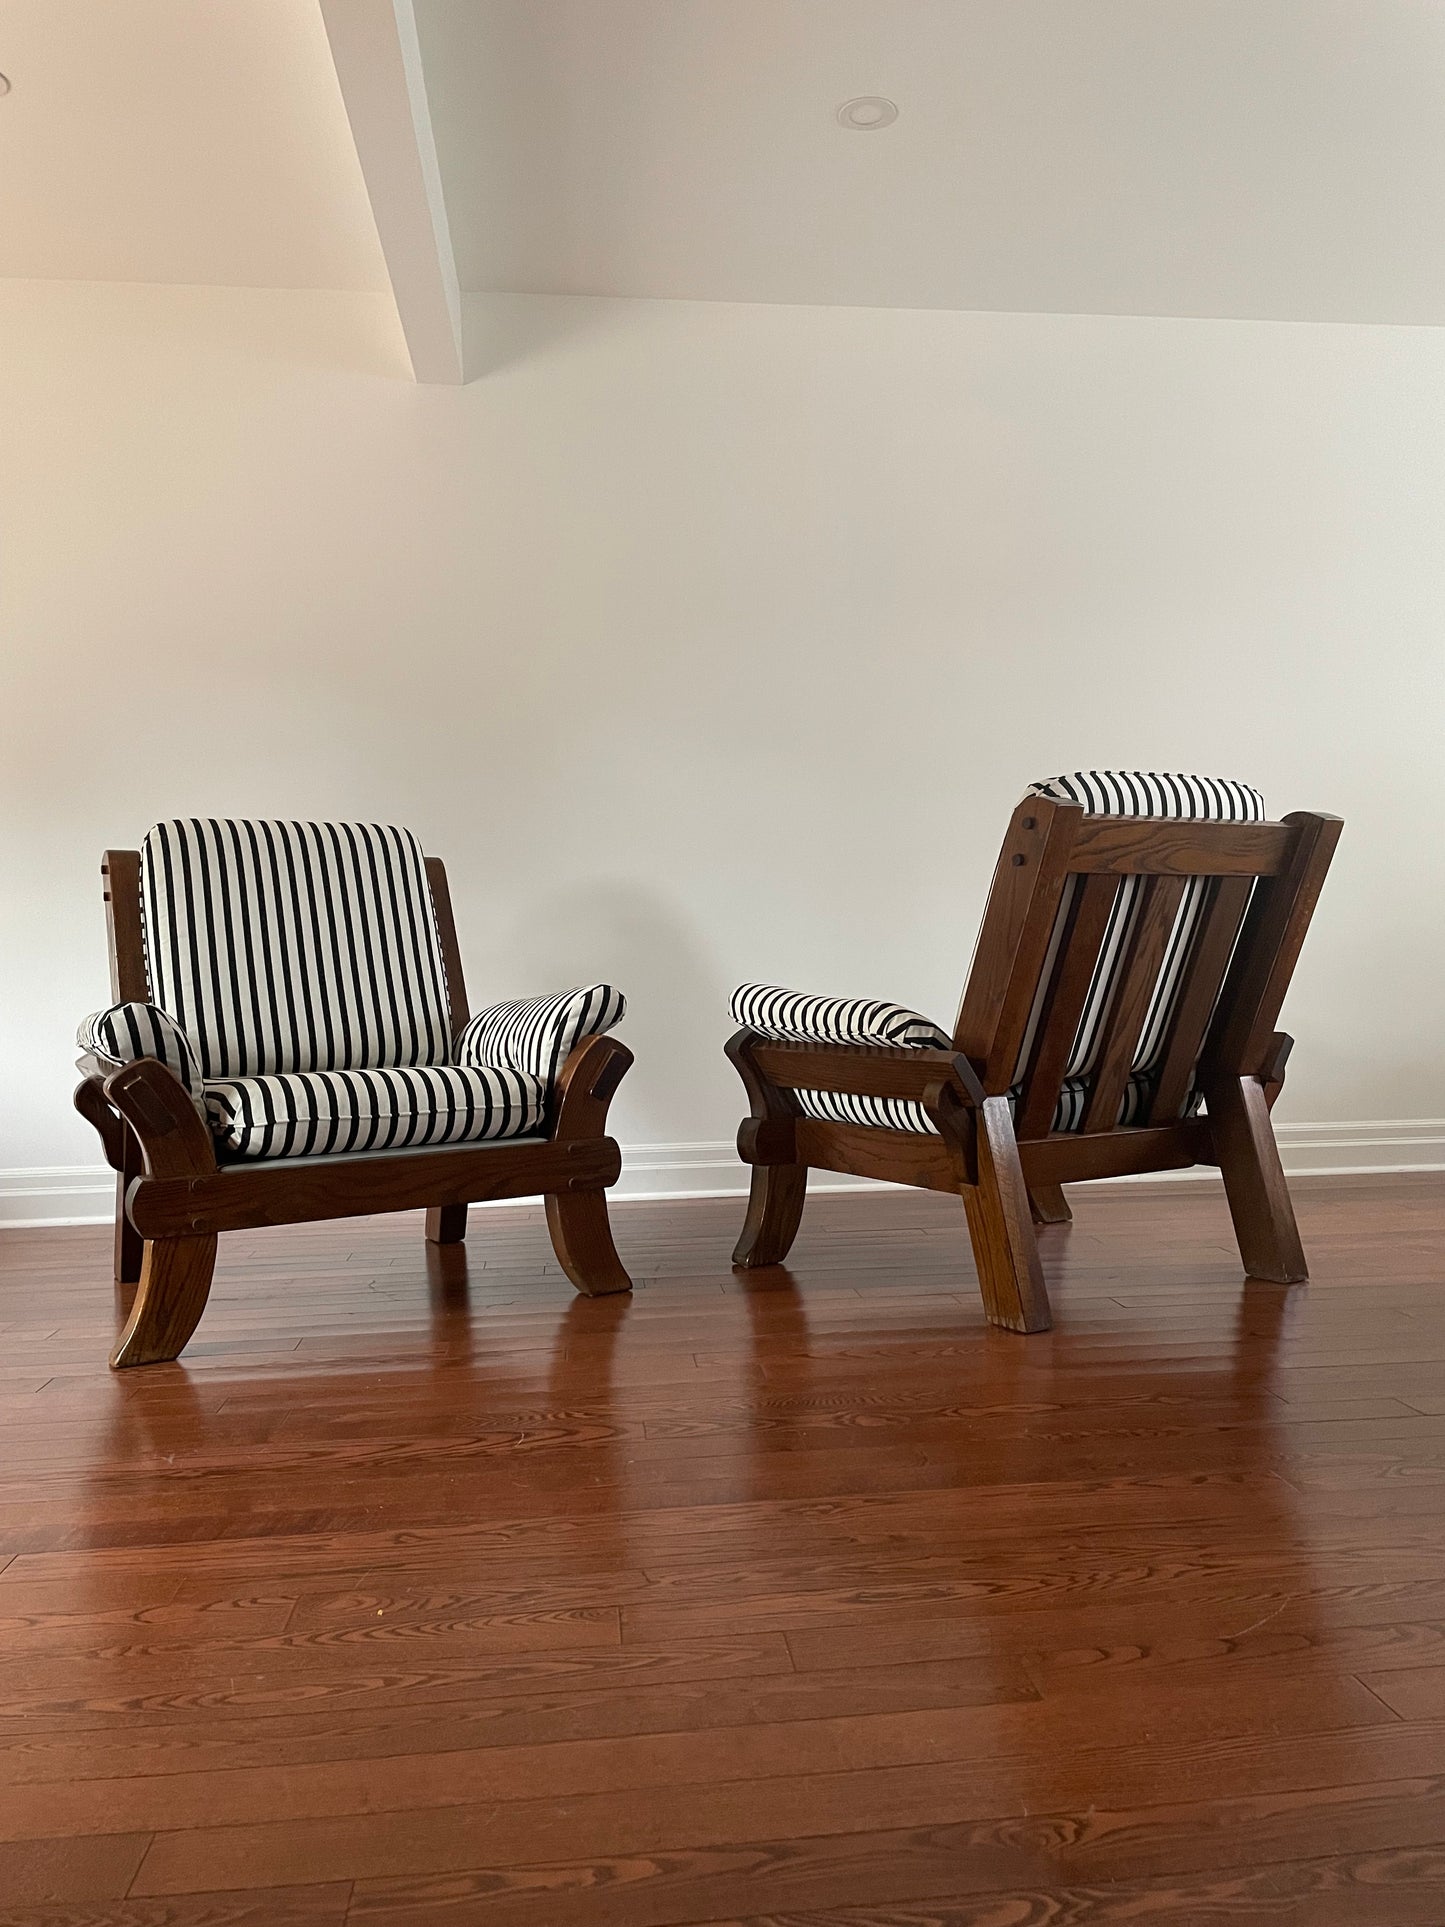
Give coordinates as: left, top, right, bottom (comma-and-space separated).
837, 95, 897, 131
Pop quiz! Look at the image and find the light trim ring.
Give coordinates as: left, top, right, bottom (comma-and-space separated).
837, 95, 898, 131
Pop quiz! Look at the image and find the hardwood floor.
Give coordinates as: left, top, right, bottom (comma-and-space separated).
1, 1172, 1443, 1924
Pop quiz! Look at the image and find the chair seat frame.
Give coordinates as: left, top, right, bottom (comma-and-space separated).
75, 850, 632, 1368
728, 794, 1342, 1332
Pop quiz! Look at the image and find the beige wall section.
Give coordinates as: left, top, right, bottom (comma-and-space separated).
1, 279, 1441, 1175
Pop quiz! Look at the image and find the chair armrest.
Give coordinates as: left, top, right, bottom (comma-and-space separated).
548, 1033, 634, 1140
455, 984, 626, 1087
730, 983, 951, 1049
77, 1002, 204, 1100
74, 1074, 128, 1172
737, 1034, 987, 1107
101, 1057, 218, 1181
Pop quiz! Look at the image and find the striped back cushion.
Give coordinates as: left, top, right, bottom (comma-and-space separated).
1024, 771, 1265, 1088
140, 820, 453, 1079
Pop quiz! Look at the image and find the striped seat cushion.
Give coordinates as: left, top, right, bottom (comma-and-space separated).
78, 1001, 204, 1100
794, 1074, 1164, 1134
140, 820, 453, 1080
455, 984, 627, 1086
204, 1063, 544, 1161
1021, 771, 1265, 1087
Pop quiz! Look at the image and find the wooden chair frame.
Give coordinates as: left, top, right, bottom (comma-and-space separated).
728, 796, 1342, 1332
75, 851, 633, 1368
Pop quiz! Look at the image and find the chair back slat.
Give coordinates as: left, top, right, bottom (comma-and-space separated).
1013, 874, 1120, 1139
1204, 812, 1344, 1080
955, 798, 1087, 1084
1078, 874, 1189, 1134
1145, 875, 1255, 1124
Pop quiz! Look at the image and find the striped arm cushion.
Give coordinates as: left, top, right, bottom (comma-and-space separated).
455, 984, 626, 1089
140, 820, 453, 1081
77, 1002, 204, 1099
730, 984, 950, 1049
204, 1063, 545, 1161
1023, 771, 1265, 1088
797, 1073, 1170, 1135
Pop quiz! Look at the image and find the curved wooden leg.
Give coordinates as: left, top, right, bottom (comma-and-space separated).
962, 1097, 1051, 1333
110, 1235, 218, 1369
1207, 1073, 1308, 1284
1029, 1182, 1072, 1226
545, 1189, 632, 1297
426, 1203, 468, 1245
732, 1163, 807, 1269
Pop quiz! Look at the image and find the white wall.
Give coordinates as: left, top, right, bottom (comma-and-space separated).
1, 280, 1441, 1207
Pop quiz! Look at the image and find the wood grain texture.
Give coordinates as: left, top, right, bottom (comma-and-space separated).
0, 1173, 1439, 1923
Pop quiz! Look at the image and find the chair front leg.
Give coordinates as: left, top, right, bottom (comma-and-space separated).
928, 1081, 1051, 1334
101, 1058, 221, 1366
967, 1097, 1052, 1332
733, 1149, 808, 1268
726, 1031, 808, 1269
544, 1034, 633, 1297
111, 1235, 218, 1368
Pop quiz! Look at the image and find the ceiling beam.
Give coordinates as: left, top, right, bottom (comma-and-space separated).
320, 0, 465, 384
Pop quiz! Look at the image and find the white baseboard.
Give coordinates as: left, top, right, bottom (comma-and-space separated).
1269, 1118, 1445, 1179
1, 1120, 1441, 1229
0, 1165, 119, 1229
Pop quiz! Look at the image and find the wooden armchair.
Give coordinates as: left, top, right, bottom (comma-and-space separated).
726, 772, 1341, 1333
74, 819, 633, 1368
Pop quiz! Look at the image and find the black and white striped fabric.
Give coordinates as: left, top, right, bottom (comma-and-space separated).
795, 1072, 1160, 1134
77, 1001, 204, 1100
730, 984, 950, 1049
1029, 771, 1263, 823
455, 984, 626, 1087
204, 1063, 544, 1161
1022, 771, 1265, 1084
730, 980, 956, 1131
140, 820, 453, 1080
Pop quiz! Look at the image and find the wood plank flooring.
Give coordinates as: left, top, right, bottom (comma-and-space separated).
0, 1172, 1443, 1924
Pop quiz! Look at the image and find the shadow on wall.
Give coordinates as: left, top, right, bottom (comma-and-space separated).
506, 878, 734, 1145
461, 293, 624, 383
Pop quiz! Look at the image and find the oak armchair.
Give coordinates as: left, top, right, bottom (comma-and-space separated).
727, 772, 1341, 1333
75, 819, 633, 1367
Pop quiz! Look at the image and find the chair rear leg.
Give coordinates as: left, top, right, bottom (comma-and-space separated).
545, 1190, 632, 1296
426, 1204, 468, 1245
962, 1097, 1052, 1333
110, 1235, 218, 1368
113, 1126, 144, 1285
114, 1183, 143, 1287
1207, 1074, 1308, 1284
1029, 1182, 1072, 1226
732, 1163, 808, 1269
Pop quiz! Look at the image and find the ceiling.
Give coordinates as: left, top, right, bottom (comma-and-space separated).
417, 0, 1445, 323
2, 0, 1445, 327
0, 1, 385, 289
